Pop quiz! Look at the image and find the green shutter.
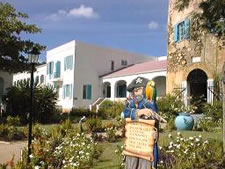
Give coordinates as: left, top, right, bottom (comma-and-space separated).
184, 19, 190, 39
174, 24, 179, 42
47, 63, 49, 74
87, 85, 92, 100
56, 61, 61, 77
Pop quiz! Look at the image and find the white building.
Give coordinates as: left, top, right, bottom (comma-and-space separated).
13, 40, 159, 112
100, 57, 167, 103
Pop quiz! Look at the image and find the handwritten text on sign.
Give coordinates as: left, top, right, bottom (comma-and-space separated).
123, 119, 156, 161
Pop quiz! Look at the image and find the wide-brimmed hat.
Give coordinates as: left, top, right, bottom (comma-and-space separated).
127, 77, 149, 92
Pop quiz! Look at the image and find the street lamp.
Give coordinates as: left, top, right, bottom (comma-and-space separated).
27, 47, 40, 163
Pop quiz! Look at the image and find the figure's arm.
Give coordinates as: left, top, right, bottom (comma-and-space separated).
123, 100, 138, 120
145, 101, 167, 123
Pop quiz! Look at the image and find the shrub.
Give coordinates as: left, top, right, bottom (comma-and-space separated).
6, 116, 21, 126
0, 124, 25, 141
105, 125, 117, 142
195, 117, 222, 132
4, 81, 58, 124
203, 101, 223, 122
86, 118, 103, 132
115, 145, 125, 169
157, 94, 183, 121
12, 119, 100, 169
158, 133, 225, 169
70, 108, 96, 118
98, 100, 124, 119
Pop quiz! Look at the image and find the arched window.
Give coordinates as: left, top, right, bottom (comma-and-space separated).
40, 75, 44, 84
35, 76, 39, 84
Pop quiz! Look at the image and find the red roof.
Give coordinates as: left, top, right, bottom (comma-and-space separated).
102, 59, 167, 78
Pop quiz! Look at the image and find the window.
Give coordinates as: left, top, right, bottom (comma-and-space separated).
63, 84, 72, 99
121, 60, 127, 66
64, 55, 73, 71
47, 61, 54, 79
83, 85, 92, 100
111, 61, 114, 71
174, 19, 190, 42
35, 76, 39, 84
54, 61, 61, 78
40, 75, 44, 84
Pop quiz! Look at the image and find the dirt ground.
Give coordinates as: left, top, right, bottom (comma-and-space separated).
0, 141, 26, 164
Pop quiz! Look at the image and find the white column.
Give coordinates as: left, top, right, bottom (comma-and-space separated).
181, 81, 187, 106
207, 79, 214, 104
110, 81, 116, 100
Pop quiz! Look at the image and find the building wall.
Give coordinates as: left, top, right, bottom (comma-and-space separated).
167, 0, 225, 94
102, 70, 167, 101
74, 41, 147, 108
46, 40, 75, 111
13, 65, 46, 86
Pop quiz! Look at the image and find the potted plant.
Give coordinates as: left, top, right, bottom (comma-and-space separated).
174, 105, 197, 130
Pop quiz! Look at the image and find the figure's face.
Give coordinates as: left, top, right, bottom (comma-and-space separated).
133, 87, 143, 96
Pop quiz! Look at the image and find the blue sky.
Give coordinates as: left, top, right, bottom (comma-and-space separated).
3, 0, 169, 61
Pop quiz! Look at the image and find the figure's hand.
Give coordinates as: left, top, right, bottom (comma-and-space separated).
137, 108, 153, 117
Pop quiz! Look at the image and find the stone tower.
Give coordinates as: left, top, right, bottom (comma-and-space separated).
167, 0, 225, 105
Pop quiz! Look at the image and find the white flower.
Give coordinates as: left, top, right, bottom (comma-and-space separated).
168, 134, 172, 138
177, 132, 181, 136
35, 166, 40, 169
189, 137, 194, 140
195, 138, 200, 142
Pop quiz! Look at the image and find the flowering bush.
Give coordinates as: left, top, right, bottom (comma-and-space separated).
158, 133, 225, 169
9, 120, 101, 169
195, 117, 222, 132
115, 145, 125, 169
105, 125, 117, 142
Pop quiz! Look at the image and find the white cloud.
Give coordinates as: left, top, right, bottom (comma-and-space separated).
68, 5, 98, 18
46, 5, 99, 21
148, 21, 159, 30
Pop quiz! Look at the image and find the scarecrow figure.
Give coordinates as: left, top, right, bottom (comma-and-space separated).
122, 77, 165, 169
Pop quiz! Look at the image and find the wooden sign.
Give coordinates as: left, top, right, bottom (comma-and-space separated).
123, 118, 156, 161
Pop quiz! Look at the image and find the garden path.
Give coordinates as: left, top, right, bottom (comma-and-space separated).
0, 141, 26, 164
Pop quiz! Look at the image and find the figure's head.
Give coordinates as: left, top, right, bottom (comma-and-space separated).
127, 77, 149, 98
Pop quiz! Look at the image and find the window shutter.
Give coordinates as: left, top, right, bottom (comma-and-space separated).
56, 61, 61, 76
47, 63, 49, 74
184, 19, 190, 39
87, 85, 92, 100
174, 24, 179, 42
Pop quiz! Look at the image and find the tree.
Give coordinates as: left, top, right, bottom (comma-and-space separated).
4, 81, 58, 123
0, 2, 45, 73
200, 0, 225, 38
175, 0, 225, 38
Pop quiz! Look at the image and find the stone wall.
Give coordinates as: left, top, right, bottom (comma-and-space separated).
167, 0, 225, 94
